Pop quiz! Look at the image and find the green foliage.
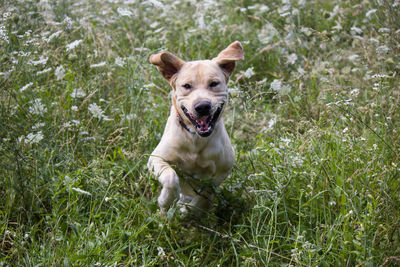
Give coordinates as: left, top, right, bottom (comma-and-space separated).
1, 0, 399, 265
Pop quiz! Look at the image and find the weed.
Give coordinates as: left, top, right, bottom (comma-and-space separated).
1, 0, 399, 265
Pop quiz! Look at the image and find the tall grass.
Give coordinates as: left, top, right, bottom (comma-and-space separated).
1, 0, 399, 265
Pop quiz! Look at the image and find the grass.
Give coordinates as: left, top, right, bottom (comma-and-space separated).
1, 0, 399, 265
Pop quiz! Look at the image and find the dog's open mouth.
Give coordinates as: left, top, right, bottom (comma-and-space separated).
181, 103, 224, 137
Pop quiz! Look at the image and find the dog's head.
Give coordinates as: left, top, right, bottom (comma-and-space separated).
150, 41, 244, 137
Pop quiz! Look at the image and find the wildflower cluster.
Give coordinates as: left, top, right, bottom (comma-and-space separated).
0, 0, 399, 265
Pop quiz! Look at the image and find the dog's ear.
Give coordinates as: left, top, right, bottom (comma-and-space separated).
149, 52, 186, 81
213, 41, 244, 79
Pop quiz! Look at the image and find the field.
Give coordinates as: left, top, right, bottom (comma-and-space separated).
1, 0, 399, 265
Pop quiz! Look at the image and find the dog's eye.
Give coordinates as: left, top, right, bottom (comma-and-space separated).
182, 84, 192, 90
209, 81, 220, 87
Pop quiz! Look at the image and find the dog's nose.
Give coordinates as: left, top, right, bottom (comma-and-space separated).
194, 100, 212, 116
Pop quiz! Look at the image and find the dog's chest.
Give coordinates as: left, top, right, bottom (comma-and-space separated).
176, 150, 217, 178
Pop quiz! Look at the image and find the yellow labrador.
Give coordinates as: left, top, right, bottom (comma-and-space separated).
148, 41, 244, 215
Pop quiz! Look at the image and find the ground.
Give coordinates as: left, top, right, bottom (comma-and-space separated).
1, 0, 399, 265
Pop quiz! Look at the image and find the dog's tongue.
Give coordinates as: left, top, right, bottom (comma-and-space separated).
197, 116, 212, 131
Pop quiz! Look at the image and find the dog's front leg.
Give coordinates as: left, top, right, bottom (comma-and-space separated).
188, 193, 214, 215
148, 156, 181, 213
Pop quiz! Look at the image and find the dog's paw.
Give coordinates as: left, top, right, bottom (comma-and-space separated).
178, 194, 192, 214
158, 186, 180, 211
157, 169, 181, 210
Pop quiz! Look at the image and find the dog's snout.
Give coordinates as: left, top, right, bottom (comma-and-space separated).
194, 100, 212, 116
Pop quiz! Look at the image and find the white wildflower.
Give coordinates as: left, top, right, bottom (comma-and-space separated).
376, 45, 390, 55
18, 135, 25, 143
64, 120, 80, 130
280, 137, 291, 145
371, 73, 388, 79
71, 105, 78, 111
147, 0, 164, 8
90, 62, 106, 68
350, 26, 362, 35
332, 21, 342, 31
287, 53, 298, 65
228, 87, 241, 97
348, 210, 354, 216
32, 122, 45, 130
290, 247, 302, 260
300, 27, 312, 36
373, 144, 378, 149
30, 56, 48, 66
243, 67, 255, 78
88, 103, 104, 119
278, 4, 291, 17
70, 88, 86, 98
365, 9, 377, 18
20, 82, 33, 92
267, 118, 276, 130
26, 131, 44, 144
117, 7, 133, 17
143, 83, 156, 91
342, 127, 348, 133
297, 67, 305, 76
157, 246, 166, 256
327, 5, 339, 20
63, 16, 73, 29
115, 57, 125, 67
292, 155, 304, 166
3, 12, 11, 19
71, 120, 80, 126
258, 4, 270, 13
0, 25, 9, 43
378, 27, 390, 33
133, 47, 149, 52
29, 99, 47, 115
270, 79, 282, 92
71, 187, 92, 196
258, 23, 278, 44
37, 68, 52, 75
66, 39, 82, 52
350, 88, 360, 96
63, 121, 71, 128
125, 114, 137, 120
55, 65, 66, 80
150, 22, 159, 28
197, 14, 206, 30
348, 54, 359, 61
102, 115, 113, 121
368, 38, 379, 45
44, 30, 62, 43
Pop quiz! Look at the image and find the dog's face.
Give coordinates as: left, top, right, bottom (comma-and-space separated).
150, 41, 244, 137
173, 60, 228, 137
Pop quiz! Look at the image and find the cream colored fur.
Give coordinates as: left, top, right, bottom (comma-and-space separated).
147, 41, 244, 214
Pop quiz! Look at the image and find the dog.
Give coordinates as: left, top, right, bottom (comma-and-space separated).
147, 41, 244, 215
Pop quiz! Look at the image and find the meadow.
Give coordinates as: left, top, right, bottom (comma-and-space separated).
1, 0, 399, 265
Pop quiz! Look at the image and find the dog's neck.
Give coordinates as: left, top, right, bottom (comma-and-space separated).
177, 114, 195, 134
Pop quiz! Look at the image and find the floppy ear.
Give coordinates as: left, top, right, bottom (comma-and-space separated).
212, 41, 244, 79
149, 51, 186, 81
